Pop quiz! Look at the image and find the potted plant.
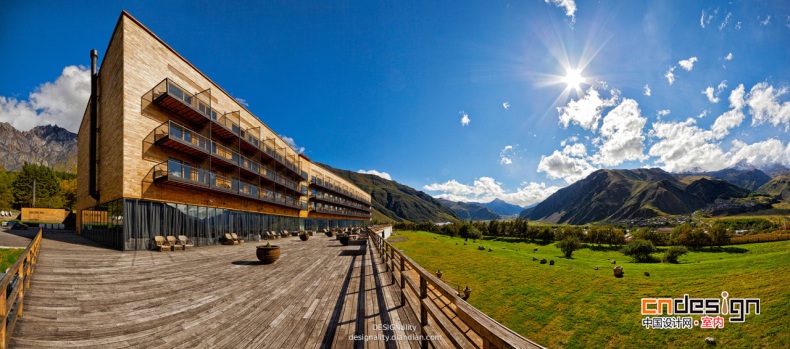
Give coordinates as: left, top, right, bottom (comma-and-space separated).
256, 242, 280, 264
308, 230, 314, 236
299, 231, 309, 241
338, 233, 351, 246
325, 230, 334, 237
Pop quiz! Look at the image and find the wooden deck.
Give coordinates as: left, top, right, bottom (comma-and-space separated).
7, 231, 436, 349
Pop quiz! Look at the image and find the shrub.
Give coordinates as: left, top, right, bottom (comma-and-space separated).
709, 223, 730, 248
556, 237, 582, 258
663, 246, 688, 263
632, 227, 667, 246
460, 224, 482, 240
622, 239, 657, 262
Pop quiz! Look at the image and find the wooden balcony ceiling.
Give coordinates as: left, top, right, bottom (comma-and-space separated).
9, 231, 445, 349
154, 94, 208, 125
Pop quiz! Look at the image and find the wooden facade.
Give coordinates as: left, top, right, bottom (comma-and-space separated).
76, 11, 371, 247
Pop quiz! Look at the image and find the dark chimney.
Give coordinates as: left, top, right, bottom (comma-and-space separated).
89, 49, 99, 201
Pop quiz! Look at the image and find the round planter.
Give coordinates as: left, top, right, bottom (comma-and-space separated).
338, 235, 350, 246
299, 234, 309, 241
256, 246, 280, 264
308, 231, 314, 236
325, 231, 334, 237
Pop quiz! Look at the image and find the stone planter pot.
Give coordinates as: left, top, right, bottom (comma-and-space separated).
256, 245, 280, 264
325, 231, 334, 237
338, 235, 350, 246
299, 234, 309, 241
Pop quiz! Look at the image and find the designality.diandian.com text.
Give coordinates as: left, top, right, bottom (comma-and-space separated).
348, 324, 442, 342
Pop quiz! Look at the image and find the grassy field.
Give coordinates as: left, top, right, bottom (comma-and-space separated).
391, 230, 790, 348
0, 248, 24, 272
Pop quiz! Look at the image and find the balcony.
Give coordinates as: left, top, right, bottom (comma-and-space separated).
310, 178, 371, 206
210, 142, 240, 168
312, 205, 371, 218
152, 161, 302, 210
154, 120, 211, 158
310, 191, 371, 212
210, 111, 242, 140
147, 79, 212, 126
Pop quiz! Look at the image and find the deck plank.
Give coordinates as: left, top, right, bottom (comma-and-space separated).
7, 231, 446, 349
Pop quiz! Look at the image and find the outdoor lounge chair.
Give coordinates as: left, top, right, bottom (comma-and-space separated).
153, 236, 171, 252
269, 231, 278, 239
167, 236, 183, 250
224, 233, 239, 245
231, 233, 245, 244
177, 235, 194, 250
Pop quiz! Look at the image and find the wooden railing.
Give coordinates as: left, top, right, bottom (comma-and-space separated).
368, 227, 544, 349
0, 228, 43, 349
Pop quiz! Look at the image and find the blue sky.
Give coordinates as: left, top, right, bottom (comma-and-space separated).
1, 1, 789, 206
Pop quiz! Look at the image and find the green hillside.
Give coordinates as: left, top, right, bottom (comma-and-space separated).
437, 198, 500, 220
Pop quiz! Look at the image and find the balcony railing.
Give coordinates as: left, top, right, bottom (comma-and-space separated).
152, 161, 302, 210
313, 205, 371, 218
147, 78, 212, 125
210, 142, 240, 167
154, 120, 211, 157
311, 191, 371, 212
310, 178, 371, 205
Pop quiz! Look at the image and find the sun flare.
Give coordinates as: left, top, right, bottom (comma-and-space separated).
563, 68, 585, 91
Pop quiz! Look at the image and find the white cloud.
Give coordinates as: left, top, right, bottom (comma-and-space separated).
460, 110, 470, 126
700, 10, 714, 28
499, 145, 516, 165
787, 15, 790, 28
537, 149, 595, 184
678, 57, 698, 71
643, 84, 651, 96
703, 80, 728, 103
544, 0, 577, 26
697, 110, 709, 119
703, 86, 719, 103
234, 97, 249, 107
593, 99, 648, 166
719, 12, 732, 30
0, 65, 90, 133
502, 102, 510, 110
724, 52, 733, 61
279, 134, 305, 154
358, 169, 392, 180
557, 87, 618, 131
657, 109, 671, 117
700, 11, 707, 28
665, 66, 676, 85
735, 21, 742, 30
760, 15, 771, 26
562, 143, 587, 157
560, 136, 578, 147
747, 82, 790, 129
648, 118, 726, 172
727, 139, 790, 168
424, 177, 561, 207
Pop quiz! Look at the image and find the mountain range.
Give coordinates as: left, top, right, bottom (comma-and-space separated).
521, 168, 755, 225
0, 122, 77, 172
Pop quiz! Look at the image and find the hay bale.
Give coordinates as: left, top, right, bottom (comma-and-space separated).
532, 256, 538, 261
540, 259, 547, 264
549, 260, 554, 265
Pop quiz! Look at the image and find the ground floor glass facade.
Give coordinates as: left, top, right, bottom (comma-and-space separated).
80, 198, 368, 250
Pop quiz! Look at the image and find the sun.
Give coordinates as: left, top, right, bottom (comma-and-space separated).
562, 68, 585, 91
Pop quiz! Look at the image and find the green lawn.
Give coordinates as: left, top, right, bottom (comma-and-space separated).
391, 230, 790, 348
0, 248, 25, 273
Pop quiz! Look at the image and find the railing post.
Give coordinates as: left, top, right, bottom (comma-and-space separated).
0, 287, 5, 349
400, 255, 405, 307
389, 248, 394, 284
419, 275, 428, 349
16, 266, 24, 318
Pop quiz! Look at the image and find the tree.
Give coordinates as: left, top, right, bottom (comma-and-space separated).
676, 227, 713, 250
60, 178, 77, 211
556, 237, 581, 258
669, 224, 693, 245
709, 223, 730, 248
663, 246, 688, 263
12, 163, 62, 208
537, 226, 554, 243
0, 170, 15, 210
488, 219, 500, 236
632, 228, 667, 246
622, 239, 657, 262
460, 224, 482, 240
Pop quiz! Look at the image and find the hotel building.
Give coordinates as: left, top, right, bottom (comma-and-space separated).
76, 11, 372, 250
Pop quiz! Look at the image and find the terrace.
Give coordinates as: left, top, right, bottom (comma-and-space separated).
7, 227, 540, 348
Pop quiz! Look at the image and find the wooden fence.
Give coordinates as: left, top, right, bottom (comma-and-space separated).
0, 228, 43, 349
369, 227, 543, 349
